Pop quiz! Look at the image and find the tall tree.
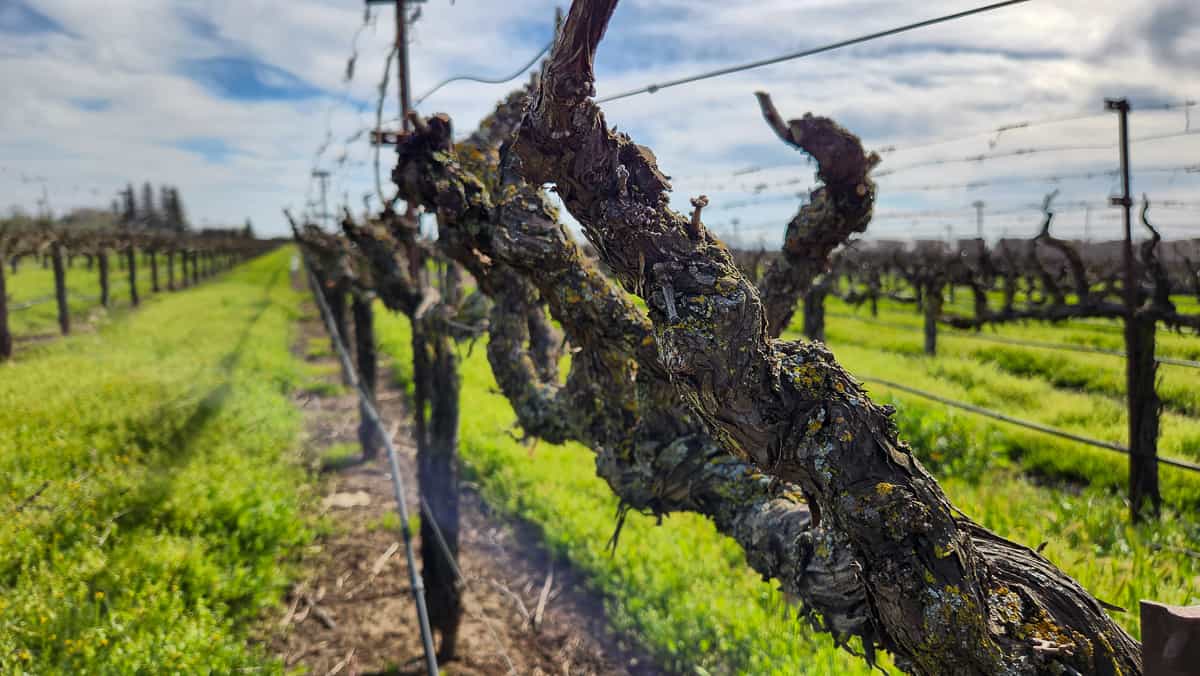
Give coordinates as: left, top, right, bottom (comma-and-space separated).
166, 187, 188, 232
140, 182, 157, 228
121, 184, 137, 226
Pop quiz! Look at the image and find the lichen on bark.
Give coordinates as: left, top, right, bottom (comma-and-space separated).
510, 0, 1142, 673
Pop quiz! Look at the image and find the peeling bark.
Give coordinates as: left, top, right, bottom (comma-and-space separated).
511, 2, 1142, 672
384, 89, 874, 649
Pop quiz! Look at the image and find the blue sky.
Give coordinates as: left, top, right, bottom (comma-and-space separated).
1, 0, 1198, 241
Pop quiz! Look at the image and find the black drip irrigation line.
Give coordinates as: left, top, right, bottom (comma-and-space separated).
301, 255, 440, 676
860, 376, 1200, 473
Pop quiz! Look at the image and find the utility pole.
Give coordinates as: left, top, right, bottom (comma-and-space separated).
396, 0, 413, 130
366, 0, 416, 129
1108, 97, 1160, 522
311, 170, 331, 228
363, 5, 439, 671
1083, 205, 1092, 243
972, 200, 985, 240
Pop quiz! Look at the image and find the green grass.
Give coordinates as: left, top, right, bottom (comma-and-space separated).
376, 309, 1200, 675
0, 247, 314, 674
825, 297, 1200, 418
6, 253, 175, 338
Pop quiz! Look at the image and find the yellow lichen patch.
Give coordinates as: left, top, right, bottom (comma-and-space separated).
1017, 608, 1076, 652
839, 430, 854, 442
807, 419, 823, 434
875, 482, 895, 497
988, 586, 1023, 627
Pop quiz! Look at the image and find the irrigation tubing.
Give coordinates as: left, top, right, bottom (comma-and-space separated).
861, 376, 1200, 473
301, 255, 440, 676
828, 312, 1200, 369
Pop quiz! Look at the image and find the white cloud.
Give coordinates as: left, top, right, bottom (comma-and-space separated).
1, 0, 1197, 242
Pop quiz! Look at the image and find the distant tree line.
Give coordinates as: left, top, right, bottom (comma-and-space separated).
113, 182, 189, 232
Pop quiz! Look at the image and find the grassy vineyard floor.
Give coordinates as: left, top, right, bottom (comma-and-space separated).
377, 308, 1199, 675
270, 303, 655, 675
812, 298, 1200, 507
0, 248, 316, 673
825, 296, 1200, 418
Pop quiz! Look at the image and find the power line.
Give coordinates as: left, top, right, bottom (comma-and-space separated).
597, 0, 1036, 103
415, 39, 553, 106
673, 100, 1198, 187
876, 99, 1197, 156
875, 129, 1200, 178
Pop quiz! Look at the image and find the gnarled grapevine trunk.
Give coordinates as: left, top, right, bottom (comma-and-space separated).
352, 293, 382, 460
511, 2, 1141, 672
381, 92, 873, 649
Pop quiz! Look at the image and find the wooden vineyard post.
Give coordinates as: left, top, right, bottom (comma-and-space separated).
51, 240, 69, 335
802, 283, 827, 342
0, 249, 10, 360
1109, 97, 1160, 520
126, 243, 139, 308
190, 250, 199, 286
149, 249, 159, 293
351, 293, 381, 459
924, 277, 942, 356
1140, 602, 1200, 675
98, 249, 110, 307
166, 249, 176, 291
324, 282, 351, 386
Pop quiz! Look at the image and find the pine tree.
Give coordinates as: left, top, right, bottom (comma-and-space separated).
121, 184, 137, 226
242, 218, 254, 239
140, 182, 157, 228
165, 187, 188, 232
159, 185, 175, 231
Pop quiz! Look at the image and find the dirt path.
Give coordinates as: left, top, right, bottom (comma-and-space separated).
261, 291, 658, 675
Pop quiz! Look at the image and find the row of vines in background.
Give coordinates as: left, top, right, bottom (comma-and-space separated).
760, 203, 1200, 521
0, 225, 281, 361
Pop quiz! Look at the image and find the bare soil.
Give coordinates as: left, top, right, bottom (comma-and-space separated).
259, 289, 658, 675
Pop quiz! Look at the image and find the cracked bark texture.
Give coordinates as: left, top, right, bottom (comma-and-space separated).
380, 90, 874, 645
511, 1, 1142, 673
754, 93, 879, 339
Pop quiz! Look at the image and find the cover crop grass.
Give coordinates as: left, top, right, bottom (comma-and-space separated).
0, 248, 314, 673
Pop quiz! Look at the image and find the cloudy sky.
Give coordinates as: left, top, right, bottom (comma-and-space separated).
2, 0, 1198, 243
